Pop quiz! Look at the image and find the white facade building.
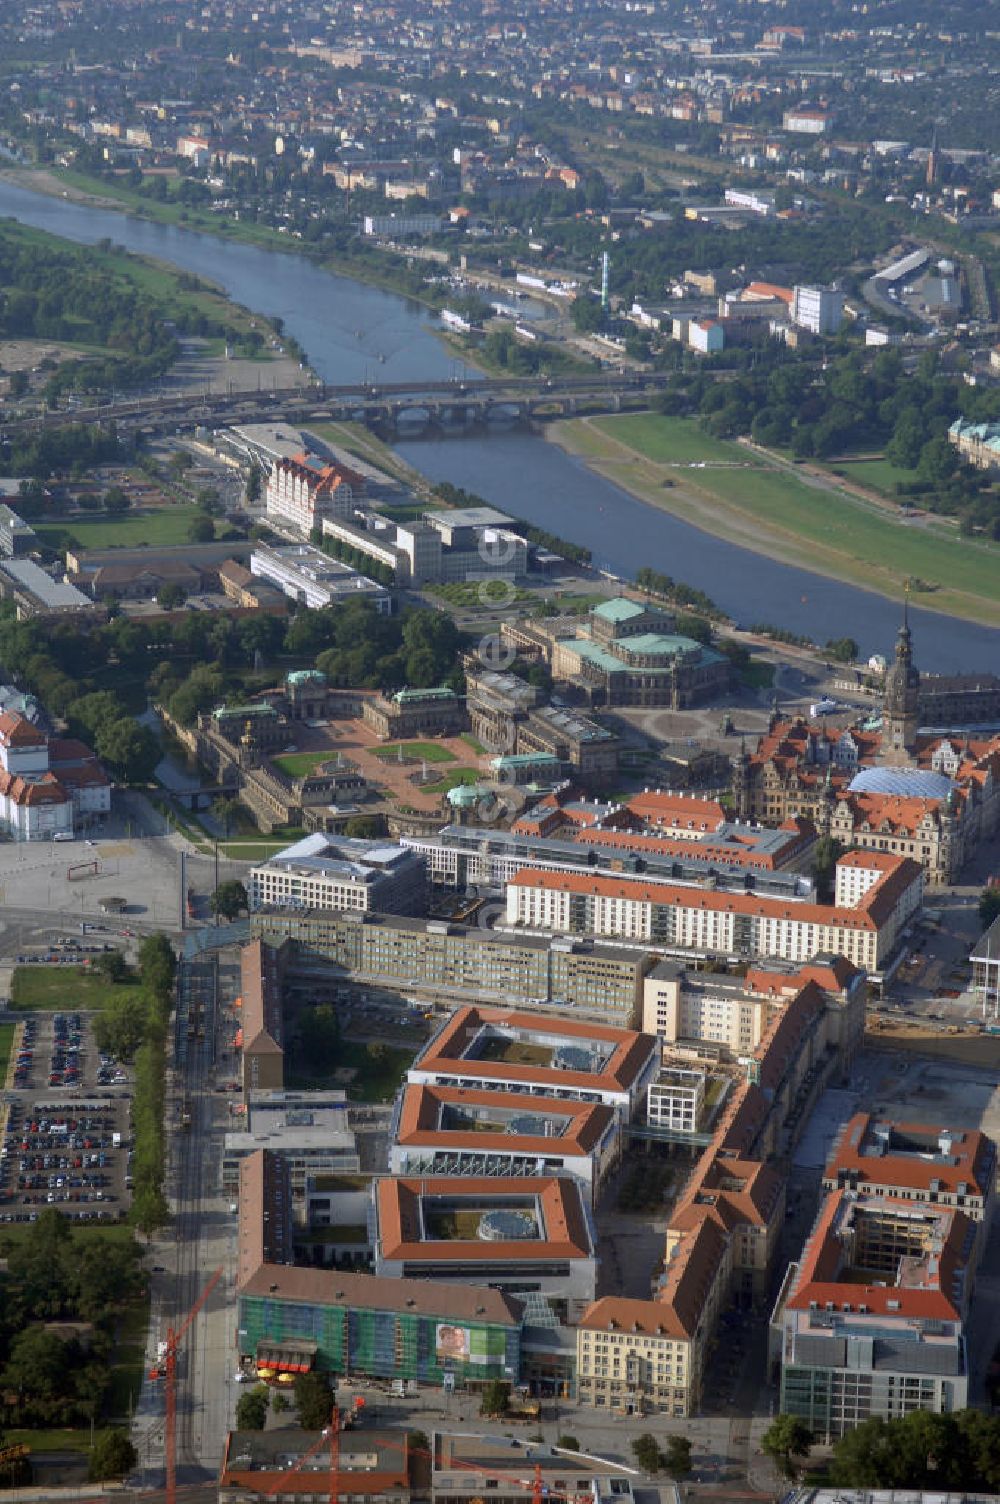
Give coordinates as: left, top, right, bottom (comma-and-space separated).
265, 453, 361, 536
792, 285, 844, 335
647, 1068, 706, 1133
250, 544, 391, 612
0, 711, 110, 842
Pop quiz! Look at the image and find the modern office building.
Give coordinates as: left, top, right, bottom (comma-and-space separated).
250, 544, 391, 613
388, 1084, 620, 1203
249, 910, 650, 1024
646, 1068, 706, 1134
401, 820, 815, 896
772, 1189, 973, 1439
0, 505, 36, 558
223, 1090, 358, 1194
246, 832, 425, 915
791, 285, 844, 335
371, 1174, 598, 1321
236, 1264, 523, 1385
407, 1005, 659, 1119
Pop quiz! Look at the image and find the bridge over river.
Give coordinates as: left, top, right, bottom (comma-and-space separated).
1, 371, 672, 438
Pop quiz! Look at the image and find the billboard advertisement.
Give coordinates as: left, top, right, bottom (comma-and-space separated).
435, 1324, 471, 1363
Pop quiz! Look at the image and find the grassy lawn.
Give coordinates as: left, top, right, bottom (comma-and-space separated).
0, 1221, 137, 1256
36, 504, 212, 552
460, 733, 487, 755
592, 413, 741, 465
831, 455, 922, 495
272, 751, 336, 779
572, 414, 1000, 624
0, 1020, 15, 1079
3, 1428, 94, 1455
427, 580, 534, 608
374, 741, 457, 764
423, 767, 480, 795
10, 966, 145, 1013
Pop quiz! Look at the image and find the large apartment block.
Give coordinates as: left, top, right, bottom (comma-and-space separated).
506, 850, 923, 977
249, 910, 650, 1024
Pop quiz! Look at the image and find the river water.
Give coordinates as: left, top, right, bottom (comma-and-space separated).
0, 175, 996, 671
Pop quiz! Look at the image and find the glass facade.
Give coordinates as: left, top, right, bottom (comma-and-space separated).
239, 1292, 519, 1385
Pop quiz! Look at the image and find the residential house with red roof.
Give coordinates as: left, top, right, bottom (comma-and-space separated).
0, 710, 110, 842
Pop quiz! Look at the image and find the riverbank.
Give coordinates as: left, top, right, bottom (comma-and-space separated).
549, 414, 1000, 629
0, 163, 451, 317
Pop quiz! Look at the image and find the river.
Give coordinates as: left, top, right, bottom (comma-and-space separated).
0, 174, 996, 672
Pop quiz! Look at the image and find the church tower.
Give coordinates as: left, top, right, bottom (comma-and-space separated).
882, 602, 920, 765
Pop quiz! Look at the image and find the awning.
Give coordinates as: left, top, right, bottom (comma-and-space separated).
256, 1340, 317, 1374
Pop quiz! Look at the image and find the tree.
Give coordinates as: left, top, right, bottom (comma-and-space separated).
631, 1435, 663, 1474
89, 1429, 137, 1482
93, 948, 130, 983
129, 1186, 170, 1239
157, 582, 186, 609
94, 717, 160, 784
211, 879, 248, 921
557, 1436, 580, 1452
663, 1436, 693, 1479
236, 1386, 270, 1431
761, 1415, 813, 1479
979, 887, 1000, 928
479, 1380, 510, 1418
104, 486, 131, 515
294, 1371, 334, 1430
187, 513, 215, 543
92, 994, 149, 1060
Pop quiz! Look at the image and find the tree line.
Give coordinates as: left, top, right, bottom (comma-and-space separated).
762, 1409, 1000, 1491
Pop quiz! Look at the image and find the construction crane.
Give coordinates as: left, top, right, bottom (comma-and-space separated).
149, 1265, 224, 1504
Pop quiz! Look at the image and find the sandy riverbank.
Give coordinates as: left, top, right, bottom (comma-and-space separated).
546, 416, 1000, 629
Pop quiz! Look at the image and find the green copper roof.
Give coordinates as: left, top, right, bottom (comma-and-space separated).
591, 597, 646, 623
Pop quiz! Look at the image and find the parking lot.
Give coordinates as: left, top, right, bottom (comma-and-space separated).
0, 1006, 134, 1223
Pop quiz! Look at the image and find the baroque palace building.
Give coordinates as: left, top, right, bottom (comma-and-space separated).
732, 615, 1000, 887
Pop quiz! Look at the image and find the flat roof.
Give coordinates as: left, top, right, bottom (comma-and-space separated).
0, 559, 92, 609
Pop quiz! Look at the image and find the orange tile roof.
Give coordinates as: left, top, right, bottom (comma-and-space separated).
623, 791, 726, 831
375, 1175, 593, 1264
509, 857, 921, 931
823, 1112, 995, 1199
415, 1005, 656, 1095
786, 1187, 974, 1322
395, 1083, 613, 1157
